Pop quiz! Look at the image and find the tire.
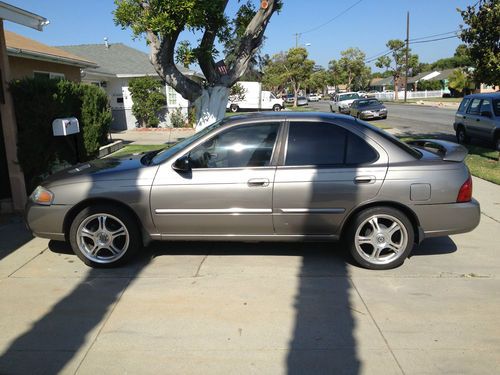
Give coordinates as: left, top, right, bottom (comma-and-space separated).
69, 204, 141, 268
330, 105, 335, 113
346, 206, 414, 270
456, 126, 470, 144
495, 134, 500, 151
273, 104, 282, 112
229, 104, 239, 113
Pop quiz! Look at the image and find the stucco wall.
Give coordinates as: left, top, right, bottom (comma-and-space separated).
8, 56, 81, 82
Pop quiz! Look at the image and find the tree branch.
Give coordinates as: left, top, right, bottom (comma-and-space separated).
146, 30, 202, 102
223, 0, 280, 86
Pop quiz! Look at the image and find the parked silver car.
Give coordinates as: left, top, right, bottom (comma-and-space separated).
26, 113, 480, 270
454, 92, 500, 150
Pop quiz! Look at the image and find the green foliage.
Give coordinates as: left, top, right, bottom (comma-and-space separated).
376, 39, 418, 96
337, 48, 370, 91
175, 40, 196, 68
228, 83, 246, 102
416, 80, 442, 91
262, 52, 287, 92
448, 69, 473, 94
128, 76, 166, 127
9, 78, 111, 191
169, 108, 186, 128
307, 69, 330, 93
283, 48, 315, 105
459, 0, 500, 85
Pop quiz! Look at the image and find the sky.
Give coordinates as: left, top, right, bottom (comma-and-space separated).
5, 0, 476, 72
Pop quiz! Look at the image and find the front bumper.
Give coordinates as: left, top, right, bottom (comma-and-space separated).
359, 111, 387, 120
25, 201, 72, 241
414, 198, 481, 239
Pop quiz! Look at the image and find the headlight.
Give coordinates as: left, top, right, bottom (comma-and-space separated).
30, 186, 54, 206
361, 110, 371, 114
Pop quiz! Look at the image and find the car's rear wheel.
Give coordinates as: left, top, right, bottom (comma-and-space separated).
347, 207, 414, 270
495, 133, 500, 151
69, 205, 141, 268
456, 126, 470, 144
330, 105, 335, 113
273, 104, 282, 112
229, 104, 239, 113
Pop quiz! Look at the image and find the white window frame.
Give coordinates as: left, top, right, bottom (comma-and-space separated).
167, 86, 177, 105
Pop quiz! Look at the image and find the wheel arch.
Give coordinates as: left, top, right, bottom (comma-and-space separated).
340, 201, 422, 244
63, 197, 145, 245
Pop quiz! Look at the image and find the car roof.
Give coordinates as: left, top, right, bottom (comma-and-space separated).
464, 92, 500, 99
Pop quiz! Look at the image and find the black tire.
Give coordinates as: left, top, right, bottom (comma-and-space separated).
273, 104, 282, 112
495, 134, 500, 151
69, 204, 141, 268
346, 206, 414, 270
456, 126, 470, 144
229, 104, 239, 113
330, 105, 335, 113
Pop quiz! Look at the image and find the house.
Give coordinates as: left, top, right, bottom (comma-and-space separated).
5, 31, 96, 81
58, 42, 203, 130
369, 76, 393, 92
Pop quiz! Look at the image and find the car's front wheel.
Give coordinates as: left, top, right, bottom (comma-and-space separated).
69, 204, 141, 268
229, 104, 239, 113
347, 207, 414, 270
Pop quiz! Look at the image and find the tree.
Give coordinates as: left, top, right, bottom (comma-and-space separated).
448, 69, 473, 95
376, 39, 418, 100
128, 76, 166, 127
336, 48, 368, 91
175, 41, 196, 69
327, 59, 344, 91
307, 69, 330, 94
114, 0, 281, 130
262, 52, 287, 93
282, 48, 315, 107
458, 0, 500, 86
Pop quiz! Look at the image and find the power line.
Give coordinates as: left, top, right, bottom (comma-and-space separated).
410, 30, 460, 42
295, 0, 364, 36
411, 35, 460, 44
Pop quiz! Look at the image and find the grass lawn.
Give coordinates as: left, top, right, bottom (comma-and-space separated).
111, 144, 166, 158
393, 97, 462, 104
400, 136, 500, 185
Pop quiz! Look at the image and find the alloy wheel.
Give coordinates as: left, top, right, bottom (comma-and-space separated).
76, 213, 130, 264
354, 214, 408, 266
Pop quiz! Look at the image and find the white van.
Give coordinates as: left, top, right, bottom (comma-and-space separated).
227, 81, 284, 112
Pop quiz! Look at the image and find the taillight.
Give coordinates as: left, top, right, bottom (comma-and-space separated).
457, 176, 473, 203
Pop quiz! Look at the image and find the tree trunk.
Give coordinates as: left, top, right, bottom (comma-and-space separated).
293, 84, 300, 108
194, 86, 230, 131
394, 75, 399, 101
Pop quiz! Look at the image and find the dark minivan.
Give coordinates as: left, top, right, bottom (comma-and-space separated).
454, 92, 500, 150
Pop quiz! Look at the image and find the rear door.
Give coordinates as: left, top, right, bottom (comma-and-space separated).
476, 98, 495, 140
273, 121, 388, 236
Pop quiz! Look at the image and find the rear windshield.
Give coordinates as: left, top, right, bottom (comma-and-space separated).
493, 99, 500, 116
361, 122, 422, 159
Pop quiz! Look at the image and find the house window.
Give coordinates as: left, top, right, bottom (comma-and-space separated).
117, 97, 124, 104
167, 86, 177, 105
33, 71, 65, 80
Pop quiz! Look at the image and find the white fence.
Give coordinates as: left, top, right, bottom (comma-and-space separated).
373, 90, 444, 101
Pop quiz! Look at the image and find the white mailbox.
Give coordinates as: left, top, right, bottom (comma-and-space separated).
52, 117, 80, 136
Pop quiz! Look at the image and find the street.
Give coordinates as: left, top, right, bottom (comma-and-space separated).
308, 101, 457, 141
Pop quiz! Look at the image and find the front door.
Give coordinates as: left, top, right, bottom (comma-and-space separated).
273, 121, 388, 236
151, 122, 281, 236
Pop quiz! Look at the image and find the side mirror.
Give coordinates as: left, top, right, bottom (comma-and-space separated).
480, 111, 492, 118
172, 155, 191, 172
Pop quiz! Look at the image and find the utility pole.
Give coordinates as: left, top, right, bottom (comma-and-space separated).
404, 11, 409, 103
294, 33, 300, 48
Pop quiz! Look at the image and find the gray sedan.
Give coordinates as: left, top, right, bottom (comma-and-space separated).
26, 113, 480, 270
350, 98, 387, 120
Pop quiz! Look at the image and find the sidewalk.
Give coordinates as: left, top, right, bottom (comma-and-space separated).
111, 128, 195, 145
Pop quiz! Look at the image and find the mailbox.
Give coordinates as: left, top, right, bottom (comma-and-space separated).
52, 117, 80, 136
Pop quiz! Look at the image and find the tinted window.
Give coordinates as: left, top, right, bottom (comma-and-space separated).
480, 99, 491, 114
493, 99, 500, 117
189, 123, 279, 168
458, 97, 470, 113
286, 122, 346, 166
346, 133, 378, 164
467, 98, 481, 115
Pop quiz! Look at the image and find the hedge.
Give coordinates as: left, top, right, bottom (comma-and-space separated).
9, 78, 112, 192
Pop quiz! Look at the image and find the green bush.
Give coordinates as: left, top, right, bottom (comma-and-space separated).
9, 77, 111, 192
169, 108, 186, 128
417, 80, 442, 91
128, 76, 166, 127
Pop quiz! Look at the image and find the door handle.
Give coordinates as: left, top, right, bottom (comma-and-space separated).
354, 176, 376, 184
476, 118, 480, 122
247, 178, 269, 187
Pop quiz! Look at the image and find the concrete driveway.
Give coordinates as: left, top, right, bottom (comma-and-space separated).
0, 177, 499, 375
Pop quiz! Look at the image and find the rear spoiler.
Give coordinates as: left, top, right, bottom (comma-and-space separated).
406, 139, 468, 162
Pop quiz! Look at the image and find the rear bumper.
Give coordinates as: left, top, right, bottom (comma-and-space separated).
414, 198, 481, 239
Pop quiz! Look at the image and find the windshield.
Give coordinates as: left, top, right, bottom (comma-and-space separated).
339, 93, 359, 101
358, 99, 380, 107
151, 120, 226, 164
